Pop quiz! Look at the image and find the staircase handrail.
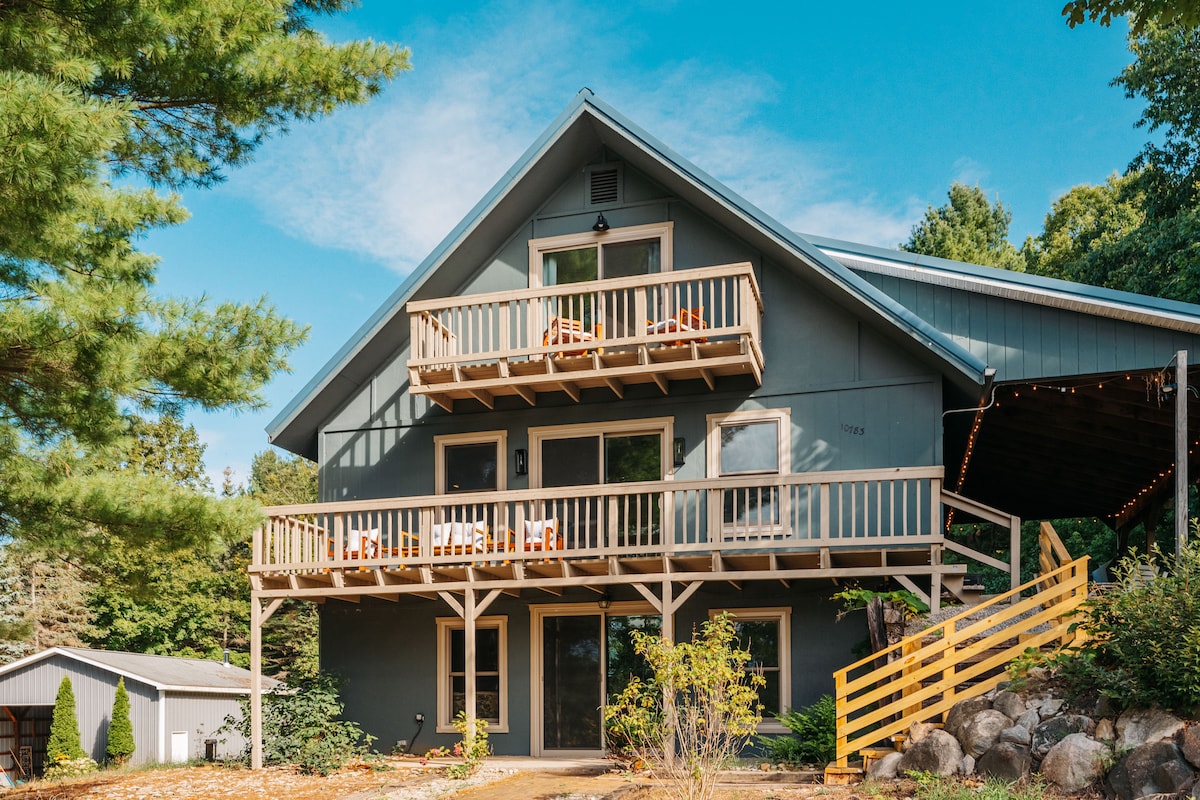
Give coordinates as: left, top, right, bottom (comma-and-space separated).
833, 555, 1090, 766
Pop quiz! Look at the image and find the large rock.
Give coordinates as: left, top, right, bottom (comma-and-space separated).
1182, 723, 1200, 769
992, 691, 1028, 720
897, 729, 964, 776
1108, 741, 1195, 800
866, 751, 903, 780
906, 721, 939, 748
1032, 714, 1094, 759
1000, 725, 1031, 746
975, 742, 1031, 782
1116, 707, 1185, 750
1095, 718, 1115, 743
959, 710, 1013, 758
1041, 733, 1109, 793
944, 697, 992, 738
1016, 708, 1041, 731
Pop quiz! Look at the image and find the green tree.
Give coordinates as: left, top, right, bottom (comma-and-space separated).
1062, 0, 1200, 34
47, 676, 86, 762
1022, 172, 1146, 285
0, 1, 410, 552
106, 677, 135, 765
901, 182, 1025, 271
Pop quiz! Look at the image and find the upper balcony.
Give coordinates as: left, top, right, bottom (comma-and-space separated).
406, 263, 764, 412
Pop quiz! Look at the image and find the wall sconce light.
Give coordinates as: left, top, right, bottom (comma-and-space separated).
592, 213, 610, 232
514, 448, 528, 476
598, 593, 612, 610
673, 437, 687, 468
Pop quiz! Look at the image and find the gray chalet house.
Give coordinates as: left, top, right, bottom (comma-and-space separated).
253, 90, 1200, 763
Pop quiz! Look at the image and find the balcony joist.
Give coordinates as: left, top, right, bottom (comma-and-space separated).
407, 264, 764, 411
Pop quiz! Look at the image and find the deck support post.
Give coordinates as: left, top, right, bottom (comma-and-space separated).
250, 595, 263, 769
465, 588, 477, 739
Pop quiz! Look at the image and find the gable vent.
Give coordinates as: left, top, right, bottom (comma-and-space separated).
588, 166, 621, 206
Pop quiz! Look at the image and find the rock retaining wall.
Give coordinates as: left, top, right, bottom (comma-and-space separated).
865, 684, 1200, 798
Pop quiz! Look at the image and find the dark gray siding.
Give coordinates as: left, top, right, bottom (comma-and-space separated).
857, 272, 1200, 381
322, 584, 862, 756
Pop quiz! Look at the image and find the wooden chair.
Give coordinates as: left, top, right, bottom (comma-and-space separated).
543, 317, 603, 357
645, 307, 708, 346
431, 521, 490, 555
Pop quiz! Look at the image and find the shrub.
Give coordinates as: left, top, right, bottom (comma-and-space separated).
603, 613, 764, 800
759, 694, 836, 765
445, 712, 488, 779
1047, 538, 1200, 711
43, 756, 98, 780
106, 677, 135, 765
221, 672, 374, 776
46, 677, 86, 765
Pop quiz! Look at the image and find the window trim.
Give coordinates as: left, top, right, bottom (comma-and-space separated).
528, 417, 675, 489
527, 222, 674, 288
435, 615, 509, 733
709, 606, 791, 733
434, 431, 507, 495
706, 409, 791, 478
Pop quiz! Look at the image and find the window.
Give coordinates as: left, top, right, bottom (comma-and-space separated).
528, 222, 673, 289
707, 410, 791, 530
436, 616, 508, 732
712, 607, 790, 731
435, 431, 506, 494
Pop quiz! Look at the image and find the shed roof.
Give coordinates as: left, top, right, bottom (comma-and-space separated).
266, 90, 989, 459
0, 647, 282, 695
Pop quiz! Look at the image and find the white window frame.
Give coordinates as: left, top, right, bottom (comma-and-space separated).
527, 222, 674, 288
710, 607, 791, 733
434, 430, 507, 494
435, 615, 509, 733
707, 409, 791, 535
528, 417, 675, 489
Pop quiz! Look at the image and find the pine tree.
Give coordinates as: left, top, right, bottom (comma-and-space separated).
106, 678, 135, 765
46, 677, 86, 762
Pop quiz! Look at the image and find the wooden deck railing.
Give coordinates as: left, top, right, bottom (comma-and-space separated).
831, 555, 1089, 768
252, 466, 947, 575
406, 263, 763, 373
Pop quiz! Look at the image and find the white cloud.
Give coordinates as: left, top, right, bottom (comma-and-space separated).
238, 0, 927, 272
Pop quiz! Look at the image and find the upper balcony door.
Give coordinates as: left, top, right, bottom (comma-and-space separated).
530, 419, 672, 551
531, 223, 673, 340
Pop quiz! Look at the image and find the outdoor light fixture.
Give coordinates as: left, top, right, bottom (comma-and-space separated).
673, 436, 687, 468
598, 593, 612, 610
592, 213, 610, 232
514, 448, 528, 476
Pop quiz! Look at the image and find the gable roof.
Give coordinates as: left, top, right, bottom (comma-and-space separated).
266, 90, 989, 459
0, 647, 281, 695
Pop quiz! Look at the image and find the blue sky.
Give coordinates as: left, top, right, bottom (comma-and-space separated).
145, 1, 1145, 488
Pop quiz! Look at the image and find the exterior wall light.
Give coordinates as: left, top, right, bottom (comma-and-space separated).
592, 213, 610, 232
673, 436, 686, 468
514, 448, 528, 476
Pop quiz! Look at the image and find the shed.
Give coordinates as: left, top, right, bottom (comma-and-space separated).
0, 647, 280, 775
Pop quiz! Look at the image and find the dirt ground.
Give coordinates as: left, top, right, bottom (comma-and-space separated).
0, 760, 880, 800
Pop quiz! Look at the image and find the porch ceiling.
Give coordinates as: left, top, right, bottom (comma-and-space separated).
949, 366, 1200, 524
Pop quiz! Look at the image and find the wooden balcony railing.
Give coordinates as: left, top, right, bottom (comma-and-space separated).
253, 467, 955, 578
406, 264, 764, 411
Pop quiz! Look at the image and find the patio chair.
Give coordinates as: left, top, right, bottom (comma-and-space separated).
645, 307, 708, 346
431, 521, 489, 555
543, 317, 603, 357
522, 518, 562, 553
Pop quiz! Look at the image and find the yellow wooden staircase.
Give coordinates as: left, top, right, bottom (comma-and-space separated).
826, 523, 1089, 781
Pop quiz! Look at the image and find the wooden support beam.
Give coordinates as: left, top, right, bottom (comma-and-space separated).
429, 394, 454, 413
604, 376, 624, 398
467, 388, 495, 409
652, 373, 668, 394
513, 384, 536, 406
438, 591, 466, 618
631, 583, 664, 612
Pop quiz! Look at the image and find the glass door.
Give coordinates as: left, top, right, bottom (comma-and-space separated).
536, 609, 663, 755
541, 614, 603, 752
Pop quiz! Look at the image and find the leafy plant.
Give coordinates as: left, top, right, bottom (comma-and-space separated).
758, 694, 836, 765
445, 712, 489, 779
1040, 537, 1200, 711
832, 587, 929, 619
46, 677, 86, 764
43, 756, 98, 780
106, 677, 135, 765
603, 613, 764, 800
221, 672, 374, 776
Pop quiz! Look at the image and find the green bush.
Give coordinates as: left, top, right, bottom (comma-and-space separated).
1049, 539, 1200, 711
221, 673, 374, 776
759, 694, 836, 765
106, 677, 135, 764
46, 677, 86, 764
43, 756, 98, 780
